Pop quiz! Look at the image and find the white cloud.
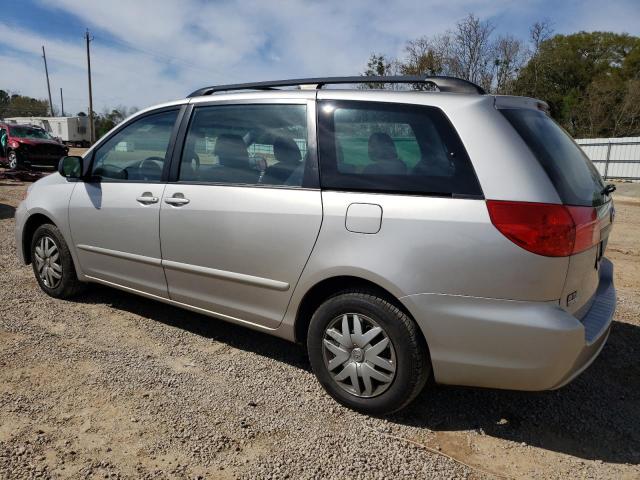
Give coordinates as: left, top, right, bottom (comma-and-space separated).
0, 0, 637, 115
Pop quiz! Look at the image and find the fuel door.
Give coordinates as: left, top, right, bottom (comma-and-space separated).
345, 203, 382, 234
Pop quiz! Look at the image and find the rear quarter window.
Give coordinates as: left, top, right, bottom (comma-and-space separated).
317, 101, 482, 197
500, 108, 605, 207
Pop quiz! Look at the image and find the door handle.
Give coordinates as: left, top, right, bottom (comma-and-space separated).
164, 196, 190, 206
136, 194, 159, 204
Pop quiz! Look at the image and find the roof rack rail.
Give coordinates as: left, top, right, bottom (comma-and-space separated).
187, 75, 486, 97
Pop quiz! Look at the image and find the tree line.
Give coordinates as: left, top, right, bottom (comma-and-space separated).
0, 90, 137, 139
363, 14, 640, 138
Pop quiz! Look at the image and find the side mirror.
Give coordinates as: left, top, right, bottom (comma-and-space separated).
58, 156, 83, 179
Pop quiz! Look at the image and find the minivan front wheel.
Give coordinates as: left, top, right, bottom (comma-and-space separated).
30, 224, 85, 299
307, 291, 430, 415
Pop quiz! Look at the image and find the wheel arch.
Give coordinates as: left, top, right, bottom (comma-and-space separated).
22, 212, 57, 264
293, 275, 429, 352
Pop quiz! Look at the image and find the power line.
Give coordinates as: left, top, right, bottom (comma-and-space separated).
96, 35, 212, 73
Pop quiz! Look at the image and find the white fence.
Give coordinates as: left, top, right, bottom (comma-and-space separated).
576, 137, 640, 181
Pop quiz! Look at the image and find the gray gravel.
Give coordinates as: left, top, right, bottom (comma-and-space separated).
1, 179, 640, 479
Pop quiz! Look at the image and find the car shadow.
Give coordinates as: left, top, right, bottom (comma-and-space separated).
390, 319, 640, 465
0, 203, 16, 220
76, 284, 639, 464
76, 284, 311, 370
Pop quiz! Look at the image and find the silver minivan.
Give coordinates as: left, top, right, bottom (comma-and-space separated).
15, 76, 616, 414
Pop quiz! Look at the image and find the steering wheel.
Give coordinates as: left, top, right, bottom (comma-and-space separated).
95, 163, 128, 180
138, 156, 164, 181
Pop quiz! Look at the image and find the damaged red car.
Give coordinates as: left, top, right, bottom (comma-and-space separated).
0, 123, 68, 170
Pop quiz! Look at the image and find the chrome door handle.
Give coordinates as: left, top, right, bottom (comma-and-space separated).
136, 195, 159, 204
164, 197, 190, 206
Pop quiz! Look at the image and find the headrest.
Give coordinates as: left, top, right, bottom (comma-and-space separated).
368, 132, 398, 163
214, 134, 249, 168
274, 137, 301, 165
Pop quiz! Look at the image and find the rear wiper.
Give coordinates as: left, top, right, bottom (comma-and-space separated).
601, 184, 616, 196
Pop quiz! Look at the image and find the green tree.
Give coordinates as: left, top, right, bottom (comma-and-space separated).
361, 53, 399, 89
0, 92, 49, 117
94, 106, 137, 139
513, 31, 640, 136
0, 90, 9, 114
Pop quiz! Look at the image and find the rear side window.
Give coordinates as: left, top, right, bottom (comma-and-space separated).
317, 101, 482, 197
500, 108, 605, 207
179, 104, 312, 187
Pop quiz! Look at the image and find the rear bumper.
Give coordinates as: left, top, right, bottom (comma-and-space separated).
549, 258, 616, 389
401, 258, 615, 391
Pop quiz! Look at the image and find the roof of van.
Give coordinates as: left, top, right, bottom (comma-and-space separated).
187, 76, 486, 97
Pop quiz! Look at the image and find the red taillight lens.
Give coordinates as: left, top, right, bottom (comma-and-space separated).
567, 205, 599, 254
486, 200, 599, 257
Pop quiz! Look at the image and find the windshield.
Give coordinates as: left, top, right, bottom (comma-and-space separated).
10, 126, 54, 140
500, 108, 605, 207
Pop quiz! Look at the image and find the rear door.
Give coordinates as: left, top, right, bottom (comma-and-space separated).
500, 107, 614, 315
159, 99, 322, 329
68, 108, 181, 297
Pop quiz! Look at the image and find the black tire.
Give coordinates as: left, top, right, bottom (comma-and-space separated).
30, 223, 85, 299
307, 291, 430, 415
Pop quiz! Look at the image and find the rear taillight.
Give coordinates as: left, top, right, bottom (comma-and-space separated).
486, 200, 599, 257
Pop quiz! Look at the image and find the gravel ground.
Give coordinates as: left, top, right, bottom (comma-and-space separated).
1, 179, 639, 479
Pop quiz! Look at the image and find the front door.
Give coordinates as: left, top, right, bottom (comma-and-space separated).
68, 109, 180, 297
159, 102, 322, 328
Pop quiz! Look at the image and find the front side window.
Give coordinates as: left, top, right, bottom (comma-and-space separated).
318, 101, 482, 197
179, 104, 310, 187
91, 109, 178, 181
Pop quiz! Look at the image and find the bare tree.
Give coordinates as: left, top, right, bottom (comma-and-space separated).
362, 14, 551, 96
402, 36, 444, 76
449, 14, 495, 90
613, 79, 640, 136
493, 35, 526, 94
530, 19, 554, 54
399, 36, 446, 90
528, 19, 554, 96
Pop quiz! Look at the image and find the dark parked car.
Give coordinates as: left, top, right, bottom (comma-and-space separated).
0, 123, 68, 170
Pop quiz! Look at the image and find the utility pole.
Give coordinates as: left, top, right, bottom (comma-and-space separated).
42, 46, 54, 116
60, 88, 65, 117
85, 29, 95, 144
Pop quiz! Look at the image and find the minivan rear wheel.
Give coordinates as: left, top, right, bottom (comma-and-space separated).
307, 291, 430, 414
30, 224, 85, 299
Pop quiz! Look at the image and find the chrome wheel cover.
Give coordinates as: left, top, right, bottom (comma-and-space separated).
34, 235, 62, 289
322, 313, 396, 398
8, 151, 17, 169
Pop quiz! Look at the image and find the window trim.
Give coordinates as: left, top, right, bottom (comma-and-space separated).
316, 100, 484, 199
167, 99, 320, 189
84, 105, 186, 184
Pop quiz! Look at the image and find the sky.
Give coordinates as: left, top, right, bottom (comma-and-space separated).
0, 0, 639, 116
